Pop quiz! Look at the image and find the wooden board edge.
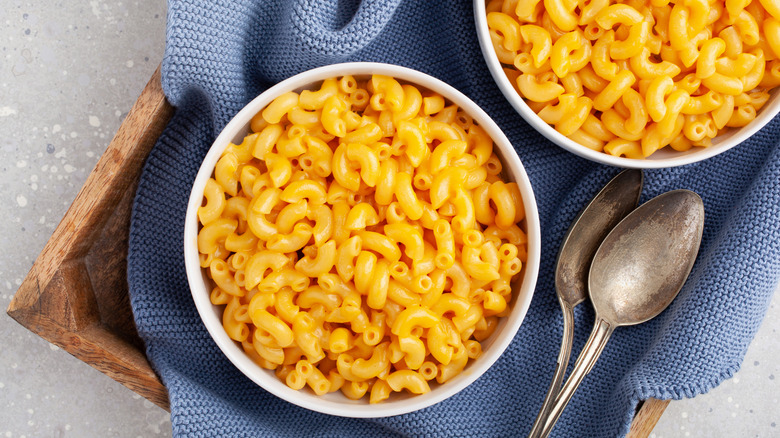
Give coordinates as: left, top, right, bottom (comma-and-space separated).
7, 265, 43, 325
627, 398, 671, 438
7, 64, 173, 410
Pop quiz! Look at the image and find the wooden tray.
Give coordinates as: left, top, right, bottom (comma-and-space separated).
6, 66, 669, 436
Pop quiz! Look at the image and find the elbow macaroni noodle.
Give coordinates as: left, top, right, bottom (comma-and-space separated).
198, 75, 529, 402
487, 0, 780, 158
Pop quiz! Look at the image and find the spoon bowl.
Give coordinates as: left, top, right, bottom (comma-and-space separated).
590, 190, 705, 326
556, 170, 644, 306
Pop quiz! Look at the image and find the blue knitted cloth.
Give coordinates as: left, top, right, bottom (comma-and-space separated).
127, 1, 780, 436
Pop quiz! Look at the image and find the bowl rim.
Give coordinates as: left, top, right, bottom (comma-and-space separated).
472, 0, 780, 169
183, 61, 541, 417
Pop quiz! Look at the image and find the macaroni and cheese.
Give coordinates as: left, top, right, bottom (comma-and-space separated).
486, 0, 780, 158
197, 75, 528, 402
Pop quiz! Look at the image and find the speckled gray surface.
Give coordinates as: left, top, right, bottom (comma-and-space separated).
1, 1, 778, 437
1, 1, 170, 437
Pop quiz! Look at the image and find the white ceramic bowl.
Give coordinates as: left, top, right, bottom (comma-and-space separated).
184, 62, 541, 417
473, 0, 780, 168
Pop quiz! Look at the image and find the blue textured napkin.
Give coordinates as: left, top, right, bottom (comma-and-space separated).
127, 0, 780, 436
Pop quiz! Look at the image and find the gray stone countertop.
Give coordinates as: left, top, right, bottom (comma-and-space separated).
1, 1, 777, 437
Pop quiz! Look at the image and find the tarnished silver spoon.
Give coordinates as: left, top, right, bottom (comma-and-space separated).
538, 189, 705, 437
528, 169, 643, 438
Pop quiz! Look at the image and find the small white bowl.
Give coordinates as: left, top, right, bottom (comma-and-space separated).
183, 62, 541, 417
473, 0, 780, 168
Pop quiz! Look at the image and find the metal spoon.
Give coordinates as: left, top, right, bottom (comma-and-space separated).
527, 169, 643, 438
538, 189, 705, 437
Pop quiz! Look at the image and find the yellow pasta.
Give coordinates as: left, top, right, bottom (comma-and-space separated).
487, 0, 780, 158
197, 75, 529, 402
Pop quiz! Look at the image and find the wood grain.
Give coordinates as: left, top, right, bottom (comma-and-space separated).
627, 398, 672, 438
6, 66, 671, 433
7, 64, 173, 410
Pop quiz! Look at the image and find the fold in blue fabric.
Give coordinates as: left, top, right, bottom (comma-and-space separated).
127, 0, 780, 436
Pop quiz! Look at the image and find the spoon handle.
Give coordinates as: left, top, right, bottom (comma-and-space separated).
527, 301, 576, 438
538, 318, 615, 438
